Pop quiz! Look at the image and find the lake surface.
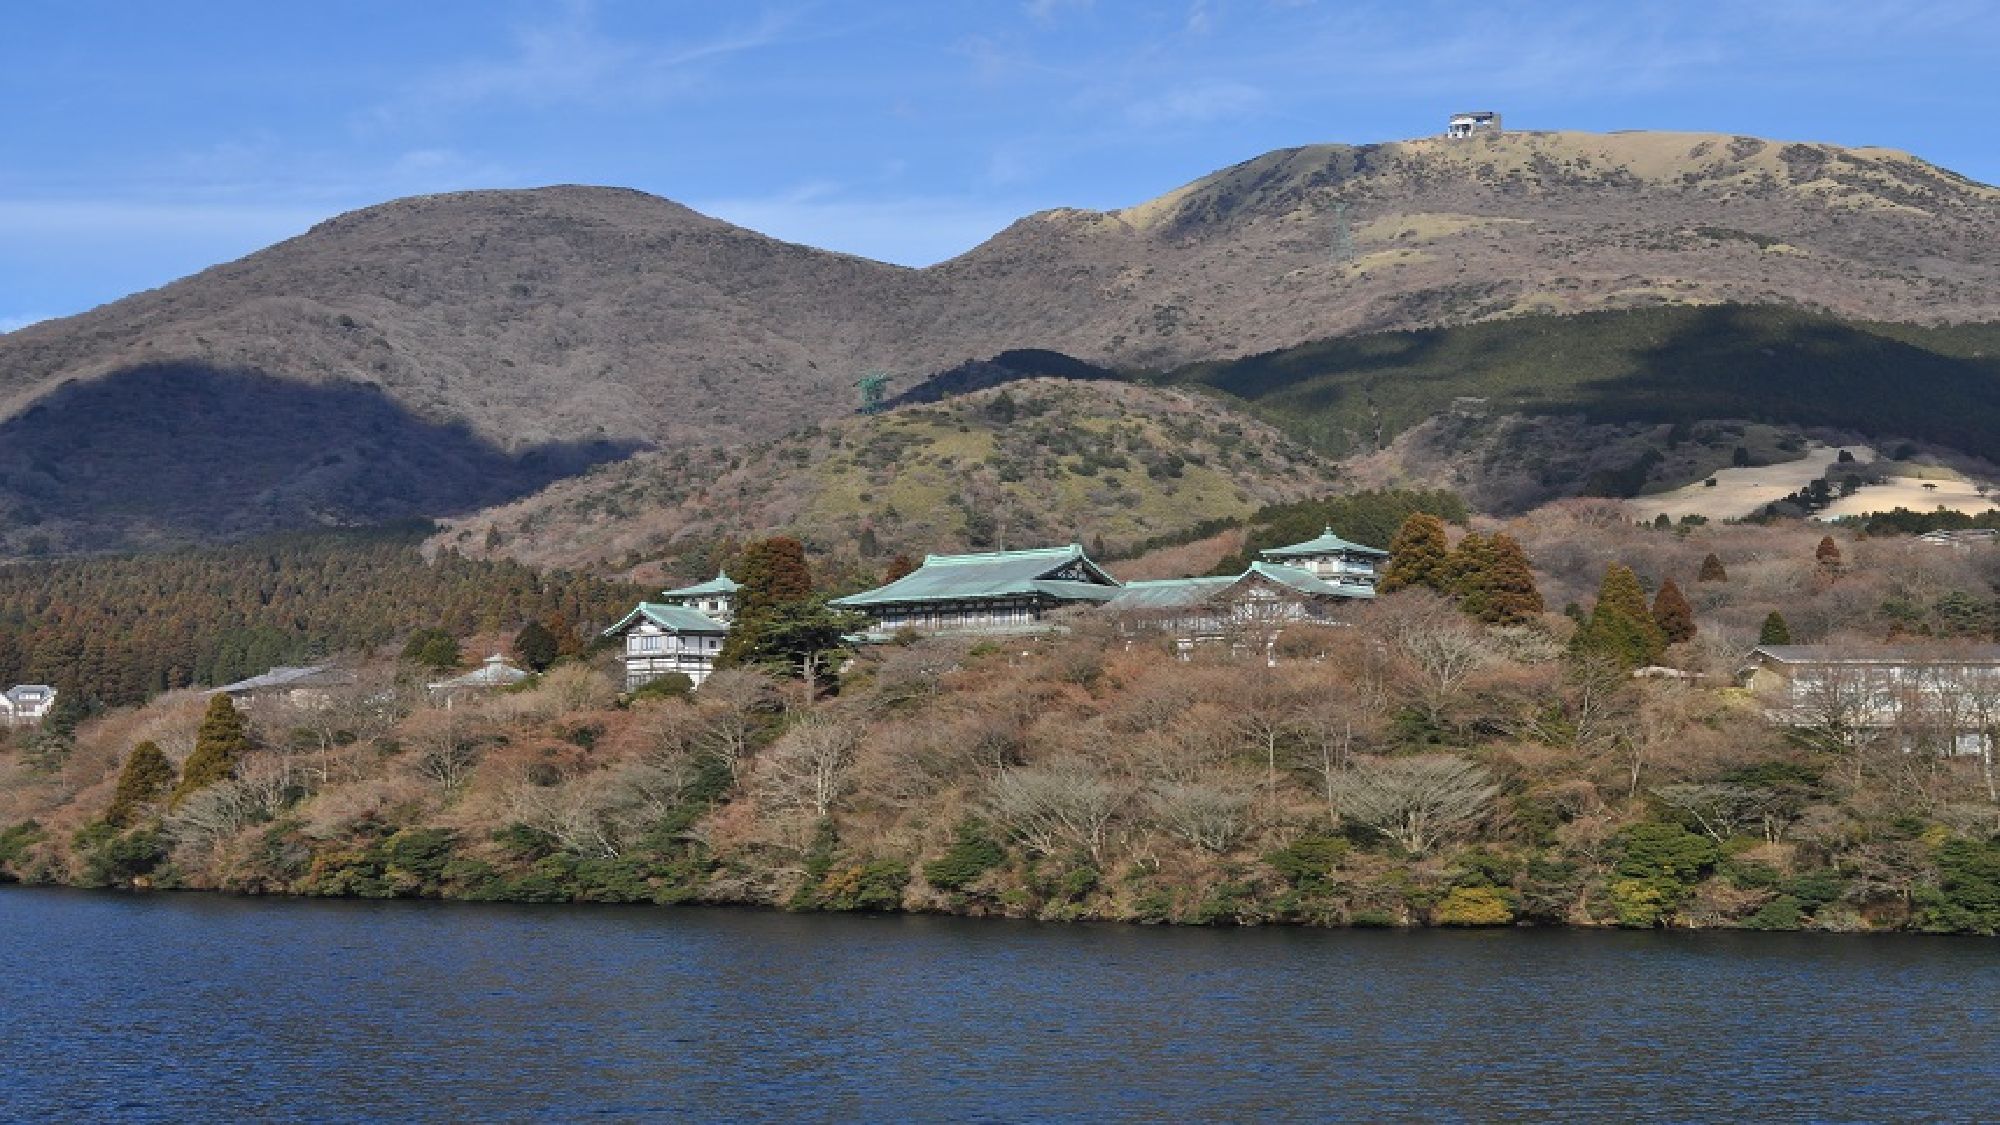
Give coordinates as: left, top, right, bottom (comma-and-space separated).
2, 889, 1995, 1122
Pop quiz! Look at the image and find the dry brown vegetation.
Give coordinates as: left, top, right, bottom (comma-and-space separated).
7, 523, 1999, 933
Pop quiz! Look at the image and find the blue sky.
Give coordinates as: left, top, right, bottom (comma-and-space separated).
3, 0, 1995, 331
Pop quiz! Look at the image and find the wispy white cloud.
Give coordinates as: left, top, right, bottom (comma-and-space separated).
1025, 0, 1094, 23
1125, 81, 1265, 127
371, 0, 795, 126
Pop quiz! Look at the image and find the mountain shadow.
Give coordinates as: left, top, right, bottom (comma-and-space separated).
0, 364, 639, 556
1147, 304, 2000, 461
882, 349, 1117, 411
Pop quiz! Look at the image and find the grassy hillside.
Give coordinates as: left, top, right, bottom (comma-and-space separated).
438, 381, 1338, 582
1151, 305, 2000, 461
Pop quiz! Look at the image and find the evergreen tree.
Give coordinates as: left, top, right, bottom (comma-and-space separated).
1651, 578, 1697, 645
402, 628, 462, 671
173, 695, 252, 806
732, 537, 814, 620
732, 600, 870, 696
1572, 564, 1667, 670
1381, 514, 1452, 594
105, 741, 177, 826
1815, 535, 1844, 571
1759, 611, 1793, 646
1445, 532, 1500, 621
720, 537, 818, 669
1480, 534, 1545, 626
1697, 553, 1728, 582
512, 620, 560, 672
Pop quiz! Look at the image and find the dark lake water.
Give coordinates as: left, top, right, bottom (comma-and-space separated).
2, 889, 1995, 1122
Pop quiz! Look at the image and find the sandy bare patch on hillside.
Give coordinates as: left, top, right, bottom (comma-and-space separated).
1815, 478, 1999, 519
1626, 444, 1875, 522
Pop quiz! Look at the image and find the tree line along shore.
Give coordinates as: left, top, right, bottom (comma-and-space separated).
3, 497, 1999, 934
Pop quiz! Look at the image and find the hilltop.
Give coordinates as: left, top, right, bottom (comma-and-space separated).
433, 380, 1334, 580
1, 129, 1997, 552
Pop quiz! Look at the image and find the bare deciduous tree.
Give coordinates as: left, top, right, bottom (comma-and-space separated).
987, 762, 1128, 863
1148, 779, 1256, 853
166, 781, 263, 852
756, 719, 859, 819
507, 760, 699, 858
404, 709, 485, 796
1327, 754, 1497, 856
693, 669, 783, 781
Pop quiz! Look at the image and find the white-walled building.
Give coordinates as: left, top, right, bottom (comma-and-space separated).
603, 602, 731, 689
1, 684, 57, 727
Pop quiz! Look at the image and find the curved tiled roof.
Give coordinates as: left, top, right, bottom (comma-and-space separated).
603, 603, 732, 636
831, 545, 1119, 607
660, 571, 740, 598
1260, 526, 1389, 559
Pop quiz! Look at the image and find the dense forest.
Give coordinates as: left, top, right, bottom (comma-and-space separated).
0, 525, 644, 708
1153, 305, 2000, 460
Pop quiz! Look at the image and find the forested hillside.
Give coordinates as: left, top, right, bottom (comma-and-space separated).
0, 526, 642, 708
1153, 305, 2000, 461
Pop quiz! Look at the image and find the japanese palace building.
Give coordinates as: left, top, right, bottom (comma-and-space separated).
609, 531, 1386, 689
828, 544, 1124, 633
601, 571, 740, 689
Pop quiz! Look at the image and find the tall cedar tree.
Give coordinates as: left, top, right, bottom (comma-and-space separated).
105, 741, 177, 826
1481, 533, 1545, 625
173, 695, 252, 806
719, 537, 817, 669
1573, 563, 1667, 669
1815, 535, 1844, 570
1444, 531, 1495, 619
1697, 553, 1729, 582
1652, 578, 1697, 644
733, 538, 814, 619
1381, 513, 1452, 594
1760, 611, 1793, 645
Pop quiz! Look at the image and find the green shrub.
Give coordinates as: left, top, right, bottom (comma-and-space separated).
1265, 833, 1350, 888
923, 820, 1006, 891
1919, 838, 2000, 934
1744, 896, 1806, 930
1433, 886, 1515, 926
814, 859, 910, 912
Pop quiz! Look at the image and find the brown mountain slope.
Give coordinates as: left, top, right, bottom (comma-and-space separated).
430, 380, 1334, 582
1, 129, 1995, 552
933, 131, 2000, 368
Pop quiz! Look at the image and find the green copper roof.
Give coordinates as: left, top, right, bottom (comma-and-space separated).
1104, 576, 1238, 611
1250, 561, 1375, 599
660, 571, 740, 598
1260, 526, 1389, 560
602, 603, 731, 637
1106, 565, 1373, 611
831, 544, 1120, 608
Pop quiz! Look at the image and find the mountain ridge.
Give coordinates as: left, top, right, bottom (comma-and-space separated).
3, 128, 1997, 553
